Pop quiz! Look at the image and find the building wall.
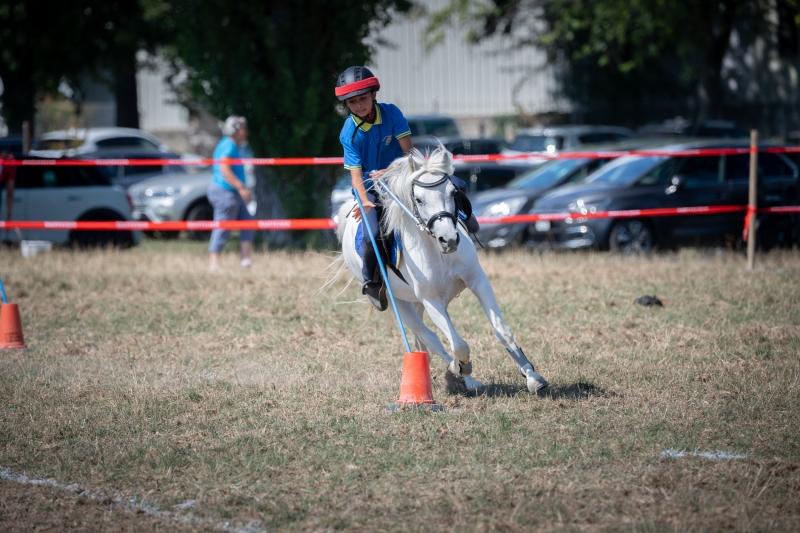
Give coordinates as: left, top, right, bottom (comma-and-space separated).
369, 10, 567, 137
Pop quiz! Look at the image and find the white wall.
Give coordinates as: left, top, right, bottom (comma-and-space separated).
368, 7, 567, 123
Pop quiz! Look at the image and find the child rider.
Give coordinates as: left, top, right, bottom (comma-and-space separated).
335, 66, 479, 311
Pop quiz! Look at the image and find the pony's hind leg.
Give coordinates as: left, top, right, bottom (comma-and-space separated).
467, 272, 549, 394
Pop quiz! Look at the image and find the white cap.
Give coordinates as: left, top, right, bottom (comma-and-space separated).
222, 115, 247, 136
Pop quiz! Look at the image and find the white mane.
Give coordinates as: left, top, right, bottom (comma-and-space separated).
378, 146, 454, 236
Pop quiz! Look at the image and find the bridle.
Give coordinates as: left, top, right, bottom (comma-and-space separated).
411, 171, 459, 235
375, 168, 459, 239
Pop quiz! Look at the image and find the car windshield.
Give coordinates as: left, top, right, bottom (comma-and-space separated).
34, 138, 84, 150
505, 159, 589, 190
585, 155, 667, 186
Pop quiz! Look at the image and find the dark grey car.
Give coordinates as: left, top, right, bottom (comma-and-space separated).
529, 141, 800, 252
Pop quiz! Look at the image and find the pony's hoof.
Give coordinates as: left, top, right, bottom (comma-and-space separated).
526, 372, 549, 394
447, 359, 472, 377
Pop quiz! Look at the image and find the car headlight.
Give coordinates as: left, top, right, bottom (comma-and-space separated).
143, 185, 185, 199
479, 197, 527, 217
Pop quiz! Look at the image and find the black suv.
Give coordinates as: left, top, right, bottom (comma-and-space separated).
529, 141, 799, 252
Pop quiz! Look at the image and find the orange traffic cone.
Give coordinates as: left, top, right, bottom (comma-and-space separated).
0, 303, 26, 349
388, 351, 442, 411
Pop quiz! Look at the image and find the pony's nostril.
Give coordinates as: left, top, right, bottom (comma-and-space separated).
438, 236, 447, 244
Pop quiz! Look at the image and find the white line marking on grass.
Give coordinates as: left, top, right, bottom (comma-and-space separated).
660, 449, 747, 461
0, 466, 266, 533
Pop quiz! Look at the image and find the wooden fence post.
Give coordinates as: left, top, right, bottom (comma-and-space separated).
746, 129, 758, 271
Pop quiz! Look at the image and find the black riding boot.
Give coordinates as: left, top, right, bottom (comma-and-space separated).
360, 233, 388, 312
454, 189, 480, 233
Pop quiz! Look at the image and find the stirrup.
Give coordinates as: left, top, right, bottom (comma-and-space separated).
362, 281, 387, 311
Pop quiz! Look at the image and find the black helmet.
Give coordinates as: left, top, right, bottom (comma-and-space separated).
335, 66, 380, 102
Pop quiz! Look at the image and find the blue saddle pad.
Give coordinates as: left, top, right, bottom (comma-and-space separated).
355, 225, 402, 269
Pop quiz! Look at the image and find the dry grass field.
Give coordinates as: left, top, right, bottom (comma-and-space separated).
1, 239, 799, 531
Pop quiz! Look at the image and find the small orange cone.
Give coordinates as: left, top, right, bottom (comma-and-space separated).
0, 303, 26, 349
388, 351, 442, 411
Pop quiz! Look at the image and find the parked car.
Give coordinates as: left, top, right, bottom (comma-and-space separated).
330, 174, 352, 222
502, 125, 633, 163
407, 115, 460, 138
129, 170, 214, 240
0, 135, 24, 157
453, 161, 532, 196
413, 135, 504, 156
1, 155, 140, 247
78, 149, 188, 189
31, 127, 170, 158
473, 155, 617, 249
528, 140, 800, 252
638, 118, 748, 139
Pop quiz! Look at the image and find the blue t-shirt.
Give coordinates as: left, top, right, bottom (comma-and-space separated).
212, 137, 246, 191
339, 102, 411, 191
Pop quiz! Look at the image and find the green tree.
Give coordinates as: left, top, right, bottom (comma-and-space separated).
0, 1, 168, 135
426, 0, 800, 127
0, 2, 88, 135
156, 0, 411, 243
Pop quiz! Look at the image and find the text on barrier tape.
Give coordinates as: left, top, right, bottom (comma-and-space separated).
1, 205, 798, 232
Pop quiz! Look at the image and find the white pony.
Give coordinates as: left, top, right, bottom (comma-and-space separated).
337, 147, 548, 394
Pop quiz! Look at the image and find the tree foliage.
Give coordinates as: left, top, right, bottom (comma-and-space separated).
154, 0, 411, 229
426, 0, 800, 126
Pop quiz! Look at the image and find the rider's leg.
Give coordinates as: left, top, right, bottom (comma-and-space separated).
359, 192, 387, 311
450, 176, 480, 233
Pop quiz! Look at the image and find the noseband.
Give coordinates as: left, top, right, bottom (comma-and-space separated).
411, 171, 459, 236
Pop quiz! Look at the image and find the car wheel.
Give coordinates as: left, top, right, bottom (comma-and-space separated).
608, 219, 654, 254
70, 209, 135, 249
185, 200, 213, 241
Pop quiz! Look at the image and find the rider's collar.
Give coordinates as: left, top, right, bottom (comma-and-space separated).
351, 104, 382, 132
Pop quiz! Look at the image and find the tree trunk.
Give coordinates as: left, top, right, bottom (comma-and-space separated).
114, 49, 140, 128
0, 67, 36, 137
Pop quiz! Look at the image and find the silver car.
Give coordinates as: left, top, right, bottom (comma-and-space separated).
129, 171, 214, 240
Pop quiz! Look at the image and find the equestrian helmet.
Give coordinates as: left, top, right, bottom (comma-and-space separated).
335, 66, 380, 102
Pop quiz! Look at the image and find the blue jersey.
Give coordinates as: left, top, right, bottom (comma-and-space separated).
211, 136, 246, 191
339, 102, 411, 191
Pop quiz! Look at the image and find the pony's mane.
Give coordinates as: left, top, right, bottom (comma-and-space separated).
379, 146, 454, 236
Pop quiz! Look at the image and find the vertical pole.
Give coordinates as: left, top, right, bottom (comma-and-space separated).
747, 130, 758, 271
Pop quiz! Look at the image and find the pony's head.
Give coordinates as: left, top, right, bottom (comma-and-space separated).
380, 146, 461, 254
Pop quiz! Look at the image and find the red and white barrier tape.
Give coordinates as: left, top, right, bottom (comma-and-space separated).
1, 204, 798, 232
2, 146, 799, 167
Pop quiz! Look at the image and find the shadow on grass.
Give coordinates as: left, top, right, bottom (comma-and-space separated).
466, 381, 608, 400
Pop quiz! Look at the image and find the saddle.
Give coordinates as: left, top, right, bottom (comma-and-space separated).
355, 224, 404, 281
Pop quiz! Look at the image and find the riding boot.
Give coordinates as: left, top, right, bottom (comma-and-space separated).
463, 213, 480, 234
360, 244, 387, 311
454, 189, 480, 233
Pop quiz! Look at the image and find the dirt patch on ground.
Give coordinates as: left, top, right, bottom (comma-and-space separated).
0, 479, 200, 532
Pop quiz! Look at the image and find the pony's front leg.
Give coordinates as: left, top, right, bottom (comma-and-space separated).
466, 271, 549, 393
395, 300, 454, 367
420, 300, 482, 391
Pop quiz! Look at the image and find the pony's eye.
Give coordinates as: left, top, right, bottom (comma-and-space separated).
415, 197, 423, 205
